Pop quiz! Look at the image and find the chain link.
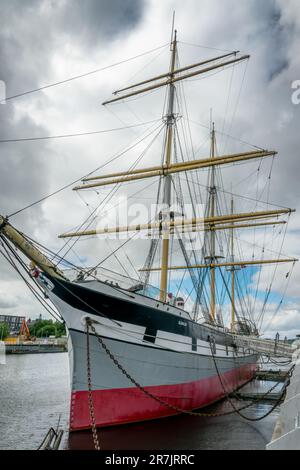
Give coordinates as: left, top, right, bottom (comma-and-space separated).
208, 336, 293, 421
86, 321, 100, 450
86, 318, 290, 420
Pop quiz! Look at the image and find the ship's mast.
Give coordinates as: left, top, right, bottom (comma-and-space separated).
230, 197, 235, 331
160, 30, 177, 302
0, 34, 298, 338
60, 35, 298, 315
209, 123, 216, 322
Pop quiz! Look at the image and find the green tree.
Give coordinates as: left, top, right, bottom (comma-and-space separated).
29, 319, 66, 338
55, 322, 66, 337
0, 322, 9, 340
36, 324, 56, 337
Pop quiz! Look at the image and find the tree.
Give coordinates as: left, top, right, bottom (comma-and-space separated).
36, 324, 56, 337
0, 323, 9, 340
29, 319, 66, 338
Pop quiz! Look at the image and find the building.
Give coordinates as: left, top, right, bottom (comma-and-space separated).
0, 315, 26, 334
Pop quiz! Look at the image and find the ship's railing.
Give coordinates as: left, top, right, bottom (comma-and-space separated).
62, 266, 162, 300
231, 334, 294, 359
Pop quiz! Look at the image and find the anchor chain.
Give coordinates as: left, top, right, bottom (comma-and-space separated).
208, 336, 294, 421
86, 320, 100, 450
85, 318, 289, 422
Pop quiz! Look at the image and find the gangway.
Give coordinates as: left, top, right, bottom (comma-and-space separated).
231, 334, 294, 359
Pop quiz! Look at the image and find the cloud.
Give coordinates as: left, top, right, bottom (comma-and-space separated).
0, 0, 299, 339
58, 0, 144, 46
0, 297, 17, 309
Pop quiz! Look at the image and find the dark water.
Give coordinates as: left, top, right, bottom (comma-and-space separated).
0, 353, 280, 450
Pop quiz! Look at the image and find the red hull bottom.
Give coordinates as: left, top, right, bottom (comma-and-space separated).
70, 363, 256, 431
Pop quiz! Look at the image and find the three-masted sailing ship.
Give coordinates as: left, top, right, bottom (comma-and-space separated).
0, 30, 297, 430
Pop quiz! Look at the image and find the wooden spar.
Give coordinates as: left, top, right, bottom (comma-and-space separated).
0, 215, 66, 280
139, 258, 298, 272
159, 30, 177, 302
113, 51, 239, 95
81, 150, 275, 183
83, 166, 161, 182
165, 214, 283, 230
65, 220, 284, 241
167, 220, 285, 234
102, 55, 250, 105
58, 209, 294, 239
76, 169, 162, 189
74, 150, 277, 190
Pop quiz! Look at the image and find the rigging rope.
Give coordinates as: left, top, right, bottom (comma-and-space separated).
8, 121, 163, 218
0, 120, 161, 143
0, 237, 63, 323
1, 43, 169, 105
53, 123, 165, 264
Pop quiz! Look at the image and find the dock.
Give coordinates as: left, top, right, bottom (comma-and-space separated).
5, 342, 67, 354
266, 361, 300, 450
255, 370, 289, 382
231, 391, 283, 402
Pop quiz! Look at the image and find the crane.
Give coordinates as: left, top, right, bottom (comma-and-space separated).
19, 319, 31, 341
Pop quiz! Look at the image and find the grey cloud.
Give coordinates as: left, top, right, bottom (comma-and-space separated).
268, 59, 289, 81
0, 0, 145, 97
59, 0, 145, 46
265, 312, 300, 333
0, 0, 299, 337
0, 109, 51, 221
0, 0, 146, 224
0, 0, 146, 318
0, 298, 17, 309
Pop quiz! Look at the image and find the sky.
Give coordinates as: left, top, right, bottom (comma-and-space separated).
0, 0, 300, 338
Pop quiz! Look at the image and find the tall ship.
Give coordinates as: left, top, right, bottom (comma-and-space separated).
0, 29, 297, 432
